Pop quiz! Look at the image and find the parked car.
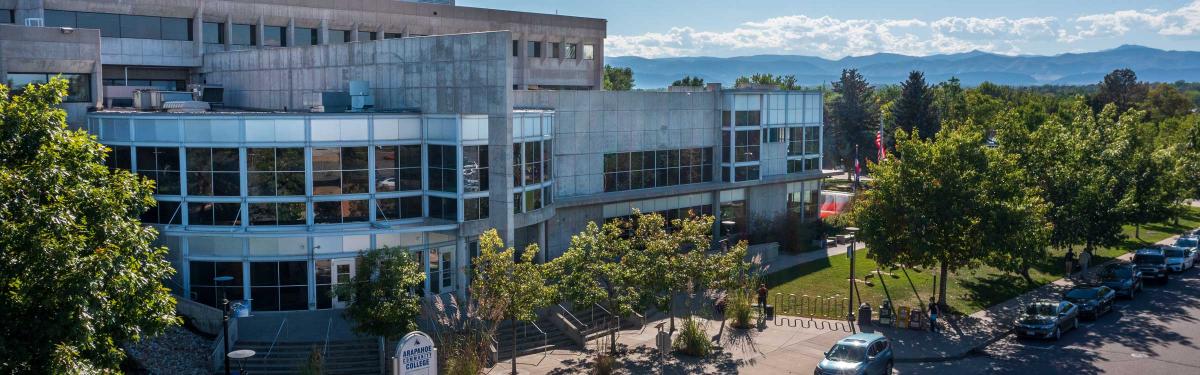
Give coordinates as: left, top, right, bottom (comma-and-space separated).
1016, 301, 1079, 340
1134, 247, 1171, 284
1062, 285, 1116, 319
815, 333, 893, 375
1175, 236, 1198, 263
1163, 246, 1193, 272
1098, 263, 1143, 299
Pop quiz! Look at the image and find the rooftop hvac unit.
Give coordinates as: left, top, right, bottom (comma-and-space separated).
304, 92, 352, 113
188, 84, 224, 106
163, 101, 212, 113
349, 80, 374, 111
133, 90, 196, 110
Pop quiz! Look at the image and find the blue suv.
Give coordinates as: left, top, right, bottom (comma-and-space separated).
815, 333, 894, 375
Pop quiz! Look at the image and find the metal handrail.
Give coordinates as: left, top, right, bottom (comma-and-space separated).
322, 317, 332, 356
528, 320, 549, 356
263, 318, 287, 359
558, 304, 587, 330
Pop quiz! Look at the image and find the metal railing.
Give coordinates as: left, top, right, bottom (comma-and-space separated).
558, 303, 587, 331
527, 320, 549, 356
321, 317, 332, 357
263, 318, 287, 359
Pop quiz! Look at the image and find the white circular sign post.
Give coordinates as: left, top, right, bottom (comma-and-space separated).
393, 331, 437, 375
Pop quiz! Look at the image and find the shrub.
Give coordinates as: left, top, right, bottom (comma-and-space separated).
592, 352, 617, 375
727, 291, 754, 329
672, 316, 712, 357
297, 346, 324, 375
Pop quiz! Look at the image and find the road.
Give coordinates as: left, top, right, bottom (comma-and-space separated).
897, 264, 1200, 374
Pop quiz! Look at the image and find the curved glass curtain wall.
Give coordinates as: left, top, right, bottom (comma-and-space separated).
87, 112, 555, 311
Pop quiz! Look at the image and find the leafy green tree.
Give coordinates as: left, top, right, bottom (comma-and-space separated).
935, 77, 969, 125
1112, 107, 1187, 238
333, 247, 426, 341
471, 229, 551, 375
828, 69, 880, 175
1092, 68, 1148, 114
735, 73, 799, 90
0, 78, 178, 373
889, 71, 939, 142
1142, 84, 1195, 123
672, 76, 705, 87
603, 65, 635, 91
545, 219, 641, 354
853, 124, 1049, 308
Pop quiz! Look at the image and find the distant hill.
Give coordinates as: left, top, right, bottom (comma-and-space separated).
608, 45, 1200, 89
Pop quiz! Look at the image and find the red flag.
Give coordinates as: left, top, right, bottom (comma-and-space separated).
876, 131, 886, 161
855, 157, 861, 176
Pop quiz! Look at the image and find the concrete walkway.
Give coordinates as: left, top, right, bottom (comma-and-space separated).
759, 241, 863, 276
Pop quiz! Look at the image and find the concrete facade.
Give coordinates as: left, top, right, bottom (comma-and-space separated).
0, 23, 101, 124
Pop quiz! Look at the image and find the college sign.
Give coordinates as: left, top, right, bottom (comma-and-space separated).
392, 331, 437, 375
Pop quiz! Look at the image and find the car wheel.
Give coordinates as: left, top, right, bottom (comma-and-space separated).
1073, 317, 1079, 330
884, 360, 894, 374
1053, 327, 1061, 340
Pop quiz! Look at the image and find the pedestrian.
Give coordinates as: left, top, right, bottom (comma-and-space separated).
757, 283, 769, 314
1065, 248, 1076, 278
928, 297, 940, 333
1079, 250, 1092, 277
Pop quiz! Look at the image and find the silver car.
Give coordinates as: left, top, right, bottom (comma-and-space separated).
1175, 236, 1198, 262
1163, 246, 1193, 272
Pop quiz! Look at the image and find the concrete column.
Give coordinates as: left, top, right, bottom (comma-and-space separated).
192, 2, 204, 57
91, 60, 103, 109
318, 19, 328, 45
591, 38, 604, 90
536, 221, 546, 263
256, 16, 265, 48
351, 23, 360, 42
286, 18, 295, 47
455, 235, 467, 300
223, 15, 232, 50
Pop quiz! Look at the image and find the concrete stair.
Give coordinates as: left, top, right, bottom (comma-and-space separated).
493, 316, 573, 362
218, 339, 380, 375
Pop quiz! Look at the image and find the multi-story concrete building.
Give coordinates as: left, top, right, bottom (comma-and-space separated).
1, 0, 828, 314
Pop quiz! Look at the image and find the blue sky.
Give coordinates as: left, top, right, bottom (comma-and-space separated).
459, 0, 1200, 58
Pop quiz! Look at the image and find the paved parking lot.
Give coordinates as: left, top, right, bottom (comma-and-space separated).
898, 264, 1200, 374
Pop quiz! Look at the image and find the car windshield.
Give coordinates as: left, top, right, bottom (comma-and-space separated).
1065, 289, 1098, 300
1135, 254, 1164, 264
1025, 304, 1056, 316
826, 342, 866, 362
1164, 249, 1185, 258
1176, 238, 1198, 248
1102, 267, 1132, 280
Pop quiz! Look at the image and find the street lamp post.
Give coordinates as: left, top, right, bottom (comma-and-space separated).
214, 275, 235, 375
845, 227, 860, 334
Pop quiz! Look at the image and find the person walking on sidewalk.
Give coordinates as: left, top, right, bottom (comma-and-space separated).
757, 284, 769, 314
1065, 249, 1076, 279
928, 297, 941, 333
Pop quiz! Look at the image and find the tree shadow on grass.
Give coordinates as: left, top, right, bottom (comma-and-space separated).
955, 274, 1040, 316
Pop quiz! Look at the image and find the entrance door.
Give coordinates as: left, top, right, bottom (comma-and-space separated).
331, 258, 356, 308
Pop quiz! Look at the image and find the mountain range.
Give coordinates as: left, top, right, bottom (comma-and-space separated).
607, 45, 1200, 89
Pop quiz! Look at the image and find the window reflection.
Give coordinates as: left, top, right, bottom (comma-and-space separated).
313, 147, 369, 195
186, 148, 239, 196
375, 145, 421, 192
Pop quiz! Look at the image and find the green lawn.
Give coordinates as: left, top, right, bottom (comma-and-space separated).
764, 206, 1200, 318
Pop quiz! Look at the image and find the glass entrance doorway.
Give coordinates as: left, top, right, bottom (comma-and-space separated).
330, 258, 356, 308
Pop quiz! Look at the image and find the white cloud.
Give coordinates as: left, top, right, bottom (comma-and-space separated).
607, 1, 1200, 58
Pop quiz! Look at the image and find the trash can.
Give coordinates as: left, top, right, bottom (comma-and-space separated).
764, 304, 775, 320
878, 302, 894, 326
857, 303, 872, 326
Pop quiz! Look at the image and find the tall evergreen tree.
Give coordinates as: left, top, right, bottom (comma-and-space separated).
1092, 68, 1148, 114
828, 69, 880, 174
672, 76, 705, 87
889, 71, 939, 142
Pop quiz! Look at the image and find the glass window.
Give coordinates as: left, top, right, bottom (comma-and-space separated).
203, 22, 224, 44
160, 17, 191, 41
263, 25, 285, 47
313, 147, 369, 195
251, 261, 308, 311
136, 146, 181, 195
524, 189, 542, 212
186, 148, 239, 196
357, 31, 375, 41
427, 145, 457, 193
249, 202, 306, 226
804, 126, 820, 155
377, 196, 422, 220
43, 10, 76, 28
295, 27, 318, 46
329, 29, 350, 44
512, 40, 519, 57
187, 202, 242, 226
428, 196, 457, 221
119, 14, 161, 39
384, 32, 403, 39
734, 165, 760, 182
0, 10, 13, 24
375, 145, 421, 192
231, 24, 255, 46
189, 261, 244, 308
603, 148, 712, 192
551, 42, 561, 58
735, 110, 761, 127
463, 146, 489, 192
6, 73, 91, 103
464, 197, 489, 221
583, 44, 594, 60
528, 41, 542, 58
141, 200, 181, 225
76, 12, 120, 37
735, 130, 761, 162
565, 43, 578, 59
106, 145, 132, 171
248, 148, 304, 196
314, 200, 369, 224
